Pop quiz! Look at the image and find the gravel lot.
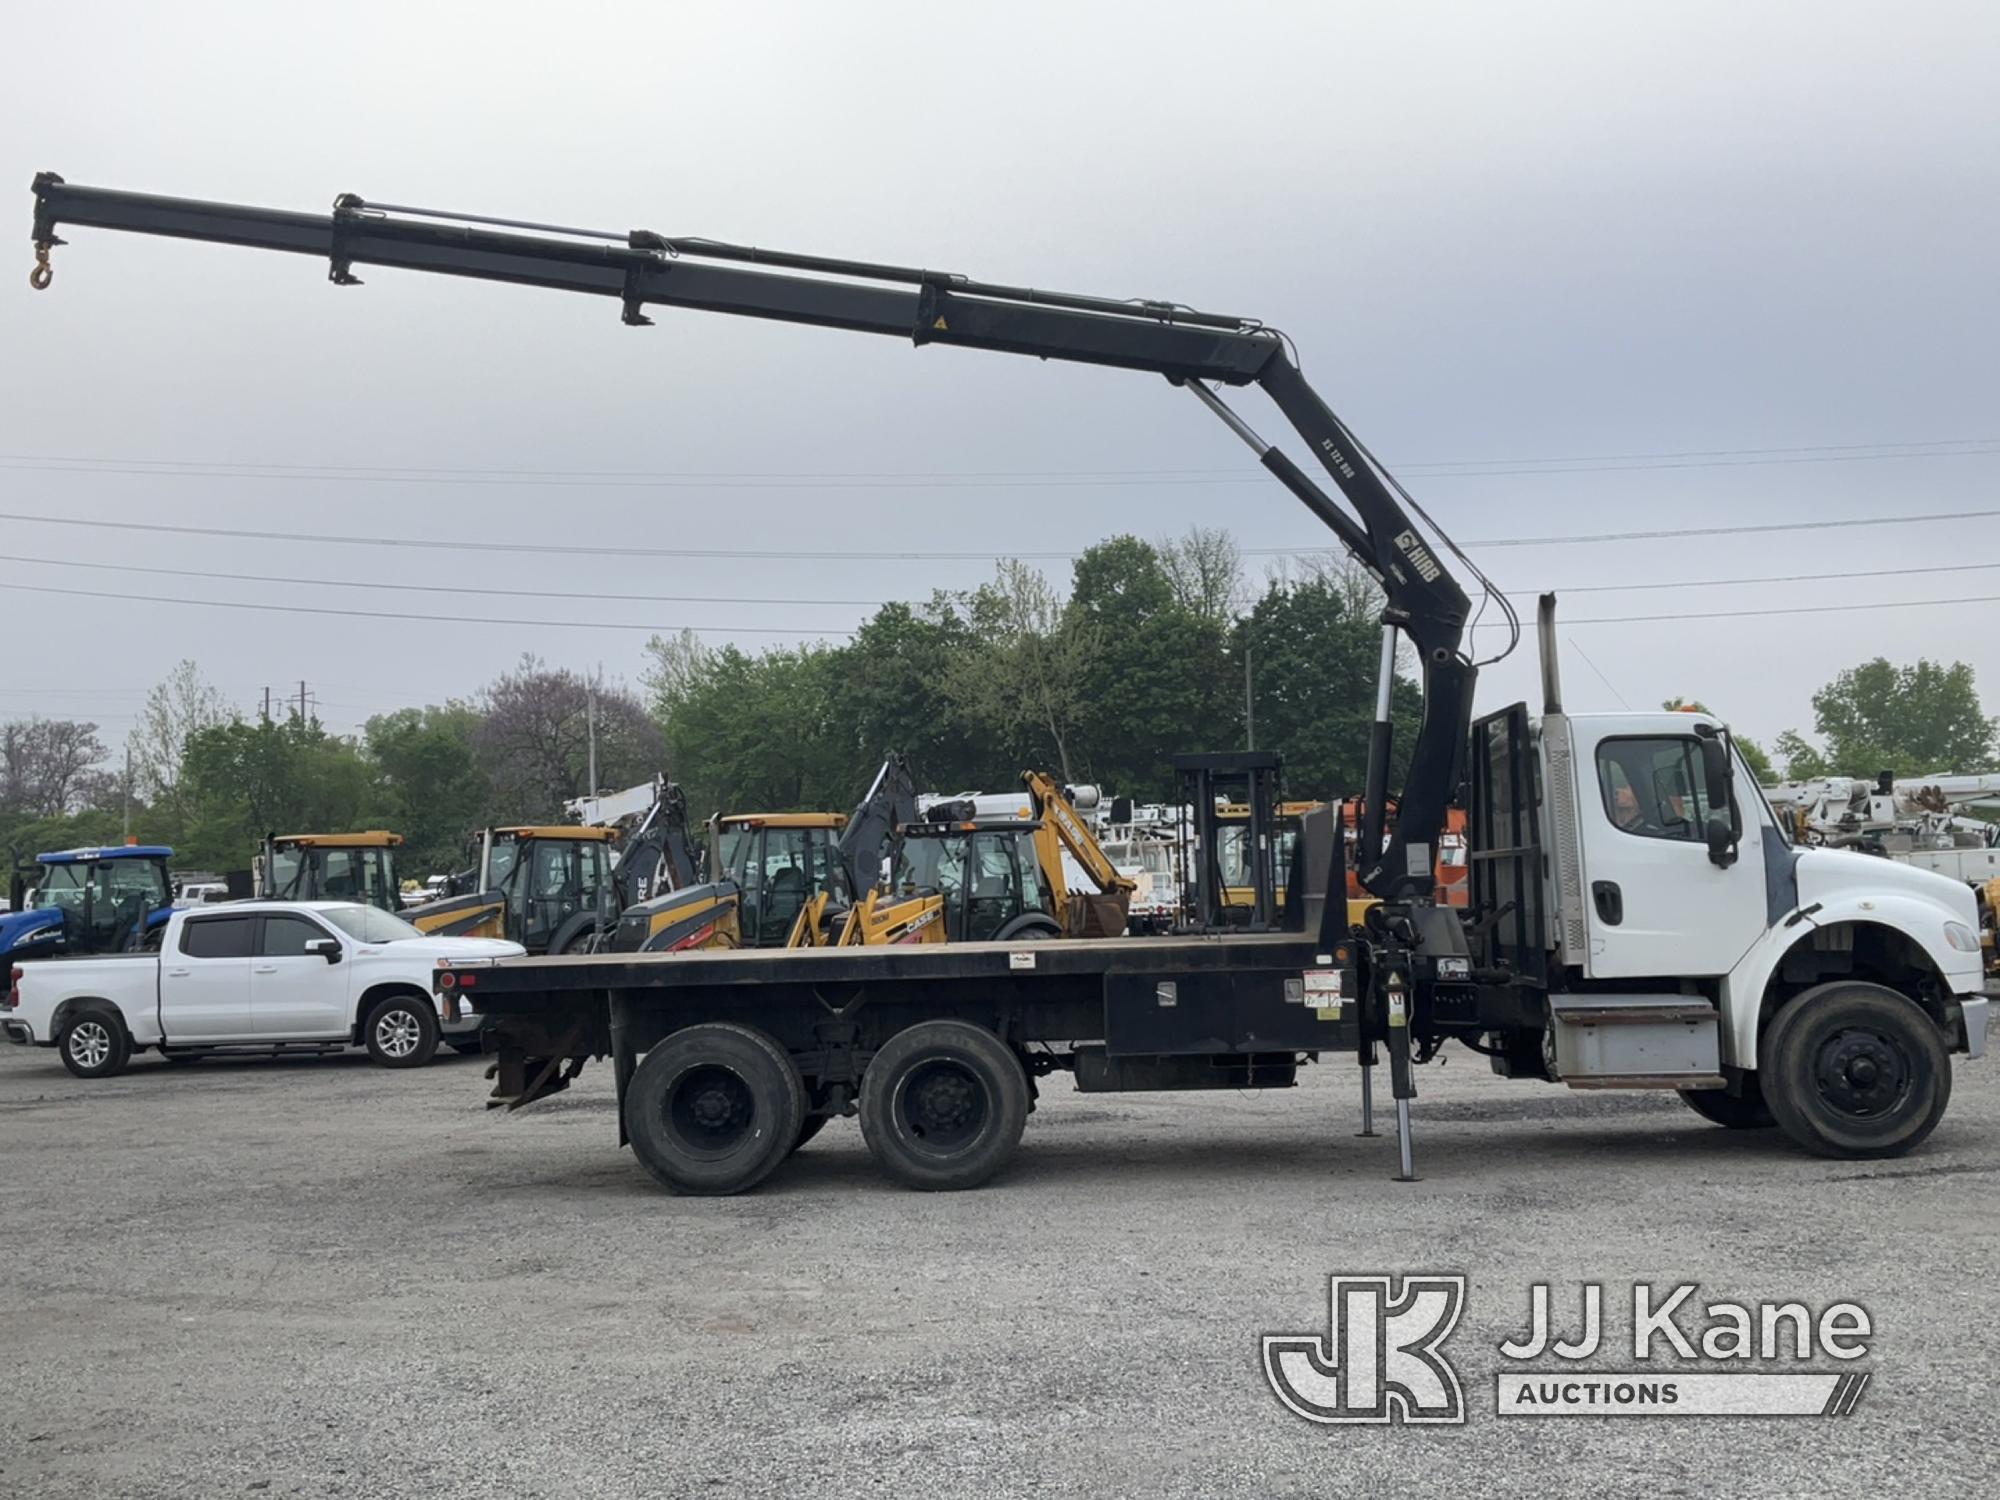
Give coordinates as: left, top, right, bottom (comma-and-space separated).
2, 1037, 1995, 1498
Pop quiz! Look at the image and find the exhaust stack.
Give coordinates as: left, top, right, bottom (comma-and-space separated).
1538, 593, 1563, 714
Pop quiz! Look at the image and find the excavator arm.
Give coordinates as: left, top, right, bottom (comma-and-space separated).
28, 172, 1486, 899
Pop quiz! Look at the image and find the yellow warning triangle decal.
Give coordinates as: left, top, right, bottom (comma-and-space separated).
932, 316, 949, 330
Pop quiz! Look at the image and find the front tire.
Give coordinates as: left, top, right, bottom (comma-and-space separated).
364, 994, 441, 1069
58, 1008, 132, 1079
1762, 982, 1951, 1158
622, 1023, 805, 1195
859, 1020, 1029, 1191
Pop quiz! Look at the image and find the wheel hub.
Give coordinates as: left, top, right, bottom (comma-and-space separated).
911, 1072, 977, 1133
1813, 1028, 1909, 1118
668, 1064, 754, 1155
69, 1021, 110, 1069
376, 1012, 421, 1057
897, 1058, 989, 1151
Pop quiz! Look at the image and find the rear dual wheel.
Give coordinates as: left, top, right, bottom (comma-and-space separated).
623, 1023, 805, 1196
858, 1020, 1030, 1191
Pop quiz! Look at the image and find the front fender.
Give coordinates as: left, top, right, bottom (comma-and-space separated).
1724, 891, 1981, 1068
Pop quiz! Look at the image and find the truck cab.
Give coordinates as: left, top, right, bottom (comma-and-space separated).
403, 826, 620, 955
1, 846, 175, 963
1465, 697, 1988, 1150
256, 831, 404, 914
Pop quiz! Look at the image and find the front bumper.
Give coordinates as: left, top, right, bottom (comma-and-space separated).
1962, 995, 1991, 1060
440, 1001, 481, 1038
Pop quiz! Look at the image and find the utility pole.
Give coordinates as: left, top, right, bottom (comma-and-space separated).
262, 686, 272, 723
121, 743, 132, 844
587, 680, 599, 801
298, 680, 308, 725
1244, 646, 1255, 751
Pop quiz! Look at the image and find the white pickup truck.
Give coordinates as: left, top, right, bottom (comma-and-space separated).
1, 900, 523, 1078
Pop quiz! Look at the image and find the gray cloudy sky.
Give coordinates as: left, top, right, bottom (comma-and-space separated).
4, 1, 1997, 764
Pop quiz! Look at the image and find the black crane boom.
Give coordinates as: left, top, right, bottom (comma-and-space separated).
29, 171, 1479, 897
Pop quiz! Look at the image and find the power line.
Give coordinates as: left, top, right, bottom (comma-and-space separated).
0, 554, 887, 608
1477, 593, 2000, 627
7, 575, 1999, 637
15, 552, 2000, 629
0, 582, 857, 637
5, 506, 1996, 561
3, 436, 1993, 486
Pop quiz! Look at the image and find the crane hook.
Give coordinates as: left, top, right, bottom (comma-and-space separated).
29, 241, 53, 291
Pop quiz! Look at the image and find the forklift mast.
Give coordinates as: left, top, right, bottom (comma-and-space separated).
27, 173, 1496, 903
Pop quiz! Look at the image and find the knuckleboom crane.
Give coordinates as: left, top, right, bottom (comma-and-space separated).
27, 174, 1514, 1165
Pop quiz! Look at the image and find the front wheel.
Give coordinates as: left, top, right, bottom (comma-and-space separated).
364, 994, 441, 1068
1762, 982, 1951, 1158
859, 1020, 1029, 1191
59, 1009, 132, 1079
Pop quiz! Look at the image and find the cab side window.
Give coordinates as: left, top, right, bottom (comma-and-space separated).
181, 914, 254, 958
1595, 737, 1713, 842
260, 914, 333, 957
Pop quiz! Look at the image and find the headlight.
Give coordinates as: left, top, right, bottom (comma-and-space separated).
1944, 921, 1980, 953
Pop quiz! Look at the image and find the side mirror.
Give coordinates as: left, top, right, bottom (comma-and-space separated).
1698, 735, 1731, 810
305, 936, 343, 963
1705, 810, 1738, 868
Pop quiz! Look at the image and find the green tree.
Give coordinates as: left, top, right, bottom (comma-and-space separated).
127, 661, 231, 841
1065, 537, 1233, 798
833, 596, 986, 794
661, 643, 850, 814
1233, 571, 1420, 800
1782, 658, 1996, 778
949, 561, 1095, 784
177, 717, 375, 870
363, 704, 495, 877
1660, 697, 1775, 783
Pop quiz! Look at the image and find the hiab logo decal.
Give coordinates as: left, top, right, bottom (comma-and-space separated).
1265, 1278, 1876, 1424
1262, 1275, 1468, 1424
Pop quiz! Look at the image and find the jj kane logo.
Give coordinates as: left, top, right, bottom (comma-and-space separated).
1265, 1277, 1874, 1424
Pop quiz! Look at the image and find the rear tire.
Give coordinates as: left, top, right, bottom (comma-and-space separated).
58, 1008, 132, 1080
363, 994, 440, 1069
1678, 1076, 1774, 1129
1762, 982, 1951, 1158
859, 1020, 1029, 1191
622, 1023, 805, 1195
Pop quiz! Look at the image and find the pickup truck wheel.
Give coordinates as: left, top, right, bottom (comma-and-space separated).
859, 1020, 1029, 1191
1762, 982, 1951, 1158
364, 994, 440, 1068
623, 1023, 805, 1195
1678, 1077, 1774, 1129
58, 1009, 132, 1080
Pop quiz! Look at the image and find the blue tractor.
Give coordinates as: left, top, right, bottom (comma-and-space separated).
1, 846, 177, 962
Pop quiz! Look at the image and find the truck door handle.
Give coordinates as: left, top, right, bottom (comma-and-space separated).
167, 967, 190, 977
253, 964, 277, 974
1592, 881, 1623, 925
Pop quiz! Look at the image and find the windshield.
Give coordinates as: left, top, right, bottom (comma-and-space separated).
717, 826, 753, 883
321, 905, 424, 943
34, 862, 90, 911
